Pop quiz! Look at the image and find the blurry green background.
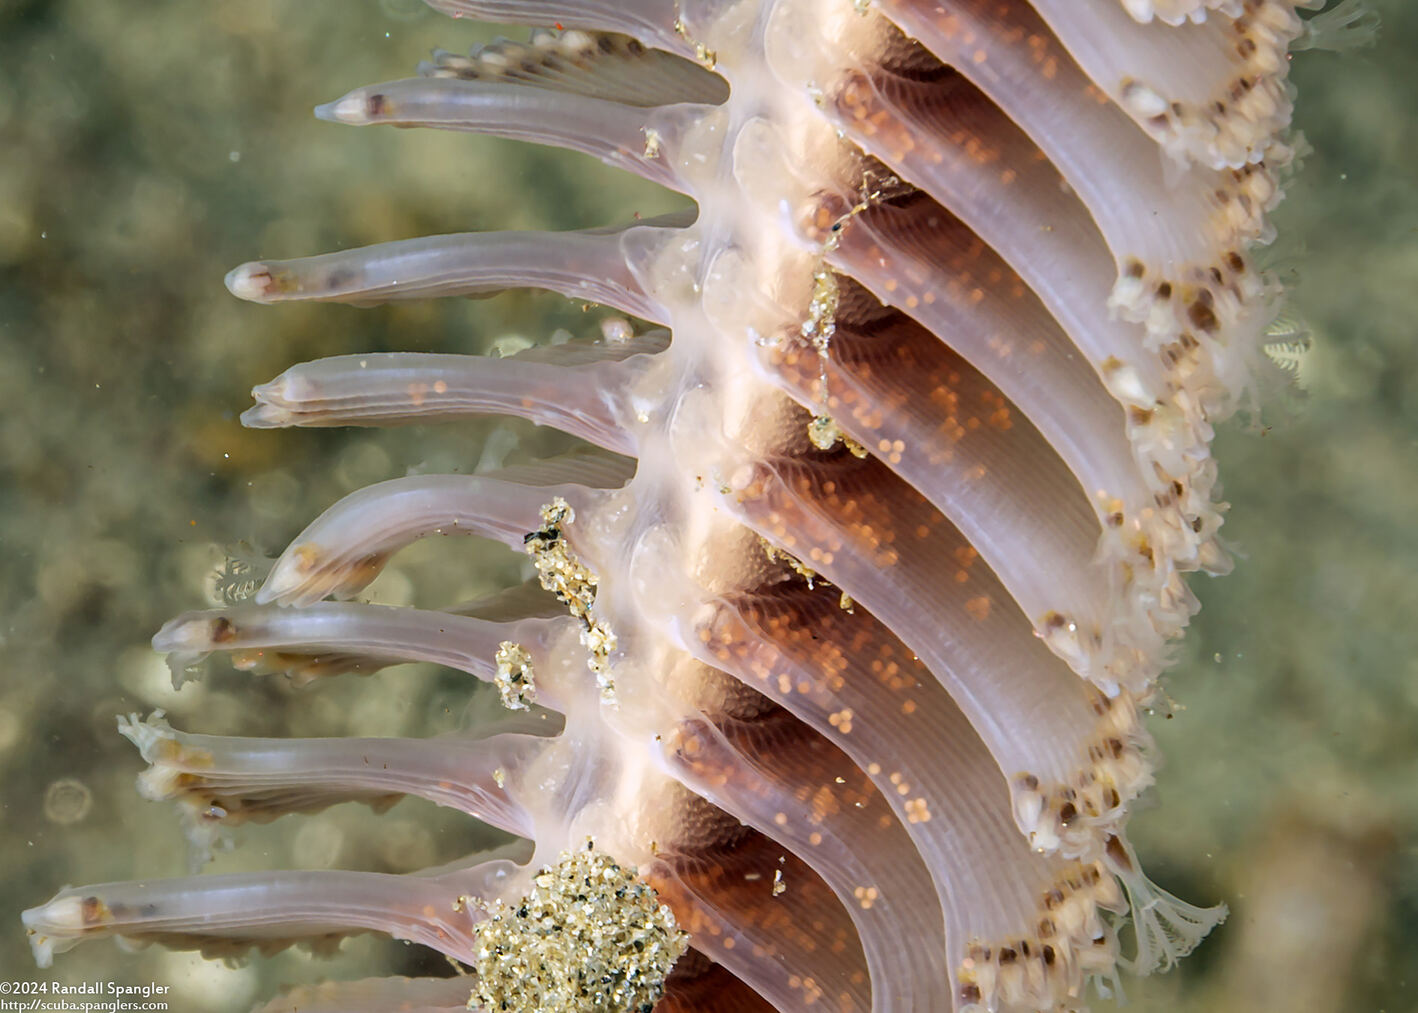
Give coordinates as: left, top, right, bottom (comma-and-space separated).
0, 2, 1412, 1011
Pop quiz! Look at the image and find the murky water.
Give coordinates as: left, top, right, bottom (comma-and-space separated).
1, 3, 1413, 1010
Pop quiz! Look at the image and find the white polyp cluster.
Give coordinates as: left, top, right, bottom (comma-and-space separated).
1009, 692, 1154, 860
1118, 3, 1304, 171
115, 712, 231, 863
117, 711, 199, 804
1119, 0, 1245, 25
957, 859, 1126, 1013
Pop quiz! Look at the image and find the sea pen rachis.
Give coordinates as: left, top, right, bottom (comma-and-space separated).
24, 2, 1340, 1009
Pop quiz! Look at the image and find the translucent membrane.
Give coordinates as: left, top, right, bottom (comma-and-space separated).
244, 337, 668, 455
315, 78, 692, 191
154, 602, 568, 692
255, 977, 477, 1013
648, 806, 872, 1013
874, 0, 1272, 284
22, 846, 531, 968
661, 704, 950, 1011
255, 475, 607, 607
681, 581, 1152, 1009
819, 33, 1235, 511
484, 447, 637, 490
724, 451, 1152, 857
829, 197, 1146, 515
450, 577, 571, 622
819, 59, 1229, 532
1031, 0, 1297, 169
119, 712, 543, 847
829, 189, 1222, 623
690, 595, 1066, 908
225, 220, 682, 325
824, 59, 1167, 400
758, 296, 1162, 687
810, 21, 1237, 627
657, 953, 777, 1013
825, 198, 1218, 684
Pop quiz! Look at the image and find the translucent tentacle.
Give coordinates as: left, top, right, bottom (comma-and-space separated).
244, 338, 667, 455
1104, 834, 1228, 975
254, 474, 609, 607
153, 602, 569, 695
315, 77, 699, 192
118, 711, 545, 858
419, 29, 728, 107
225, 217, 689, 325
22, 845, 531, 969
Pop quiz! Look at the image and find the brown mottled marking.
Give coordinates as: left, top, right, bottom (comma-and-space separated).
1104, 834, 1134, 873
1188, 297, 1219, 333
79, 896, 111, 927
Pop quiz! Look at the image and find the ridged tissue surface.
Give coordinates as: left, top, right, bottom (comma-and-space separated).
22, 1, 1321, 1010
